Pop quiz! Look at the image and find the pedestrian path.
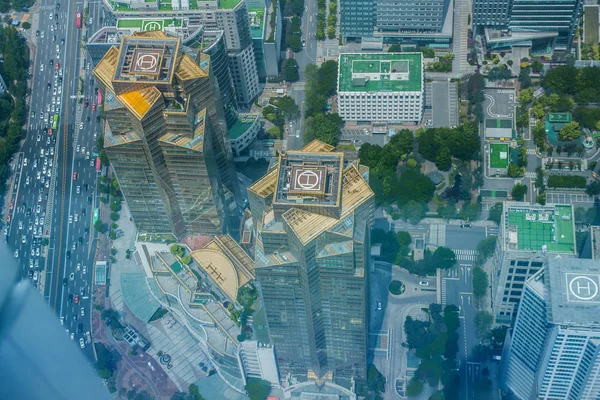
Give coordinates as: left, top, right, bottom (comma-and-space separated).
451, 248, 478, 262
441, 279, 447, 306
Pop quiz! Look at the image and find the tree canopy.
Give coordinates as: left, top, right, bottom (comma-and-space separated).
245, 378, 271, 400
303, 113, 343, 146
472, 267, 488, 299
511, 183, 527, 201
417, 123, 480, 163
304, 61, 338, 117
558, 121, 581, 141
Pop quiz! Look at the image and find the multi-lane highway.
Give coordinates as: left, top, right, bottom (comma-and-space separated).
6, 0, 105, 361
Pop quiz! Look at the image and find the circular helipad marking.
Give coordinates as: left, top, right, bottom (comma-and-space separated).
136, 54, 158, 71
296, 170, 319, 190
569, 276, 599, 301
142, 21, 163, 31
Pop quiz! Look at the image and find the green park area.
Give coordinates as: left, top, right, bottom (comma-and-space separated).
489, 143, 509, 169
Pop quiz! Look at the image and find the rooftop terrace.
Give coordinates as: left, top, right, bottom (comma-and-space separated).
228, 114, 257, 140
338, 52, 423, 93
219, 0, 241, 9
114, 35, 180, 83
248, 8, 264, 39
504, 204, 576, 254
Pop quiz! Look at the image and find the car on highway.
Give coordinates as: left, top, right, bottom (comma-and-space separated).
79, 122, 83, 129
33, 271, 38, 282
73, 172, 78, 180
84, 100, 89, 108
419, 281, 430, 286
13, 249, 18, 258
21, 235, 26, 243
77, 323, 83, 334
61, 38, 65, 46
31, 111, 35, 118
74, 294, 79, 304
69, 272, 74, 281
82, 265, 87, 274
70, 333, 74, 341
80, 308, 85, 316
60, 316, 64, 325
79, 338, 85, 349
63, 278, 68, 286
92, 104, 96, 111
40, 31, 44, 38
40, 64, 44, 72
68, 294, 73, 303
66, 250, 71, 259
76, 186, 80, 194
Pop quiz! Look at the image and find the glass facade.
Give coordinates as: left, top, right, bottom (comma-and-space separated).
340, 0, 375, 39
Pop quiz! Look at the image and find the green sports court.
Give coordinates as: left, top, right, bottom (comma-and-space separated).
507, 205, 575, 253
548, 112, 572, 123
490, 143, 510, 169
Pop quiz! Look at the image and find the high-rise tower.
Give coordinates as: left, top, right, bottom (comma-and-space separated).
504, 257, 600, 399
93, 32, 240, 239
247, 140, 375, 388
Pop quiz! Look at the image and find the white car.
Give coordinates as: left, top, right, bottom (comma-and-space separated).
60, 316, 64, 325
47, 104, 50, 112
76, 186, 80, 194
76, 263, 81, 271
81, 147, 86, 154
33, 159, 37, 168
45, 180, 49, 188
49, 13, 53, 20
70, 332, 74, 341
69, 272, 74, 281
40, 64, 44, 72
79, 122, 83, 130
36, 134, 41, 142
80, 307, 85, 317
82, 265, 87, 274
13, 249, 18, 258
40, 31, 44, 38
74, 214, 78, 222
79, 338, 85, 349
52, 88, 57, 96
52, 97, 56, 105
58, 86, 62, 95
36, 248, 40, 257
419, 281, 430, 286
76, 145, 80, 152
33, 271, 38, 281
25, 176, 30, 185
68, 215, 73, 223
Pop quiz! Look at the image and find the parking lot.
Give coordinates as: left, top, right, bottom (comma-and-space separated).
484, 89, 515, 119
424, 81, 459, 128
546, 192, 596, 204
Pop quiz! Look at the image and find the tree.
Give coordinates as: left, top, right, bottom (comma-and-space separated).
474, 311, 493, 341
511, 183, 527, 201
508, 163, 523, 178
94, 219, 106, 233
531, 59, 543, 73
170, 244, 184, 257
94, 342, 118, 379
435, 146, 452, 171
406, 377, 424, 396
488, 202, 503, 225
402, 200, 426, 225
486, 66, 512, 81
270, 95, 299, 120
432, 246, 456, 269
587, 181, 600, 196
518, 68, 532, 89
181, 255, 192, 265
303, 113, 342, 146
371, 229, 400, 264
21, 21, 31, 29
537, 192, 547, 205
396, 170, 435, 206
282, 58, 299, 82
245, 378, 271, 400
266, 126, 280, 139
476, 235, 497, 263
472, 267, 488, 298
188, 384, 207, 400
461, 202, 482, 221
533, 121, 547, 150
519, 87, 534, 105
367, 363, 387, 393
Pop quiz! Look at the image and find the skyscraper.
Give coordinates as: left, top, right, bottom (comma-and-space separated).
472, 0, 583, 50
247, 140, 375, 388
93, 32, 240, 239
491, 202, 576, 324
340, 0, 453, 45
103, 0, 261, 110
504, 257, 600, 399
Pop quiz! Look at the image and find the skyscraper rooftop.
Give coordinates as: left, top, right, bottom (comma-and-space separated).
501, 203, 576, 254
114, 35, 180, 83
546, 257, 600, 328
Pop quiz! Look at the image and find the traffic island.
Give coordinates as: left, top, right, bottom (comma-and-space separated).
388, 280, 405, 296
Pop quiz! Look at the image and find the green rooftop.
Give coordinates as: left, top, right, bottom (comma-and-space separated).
490, 143, 509, 169
338, 53, 423, 93
219, 0, 242, 9
506, 205, 575, 254
228, 114, 258, 140
248, 8, 265, 38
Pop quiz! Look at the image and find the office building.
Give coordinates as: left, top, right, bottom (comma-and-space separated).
247, 0, 282, 80
337, 53, 424, 123
340, 0, 453, 47
504, 257, 600, 399
104, 0, 261, 110
247, 140, 375, 388
238, 341, 280, 386
472, 0, 583, 51
93, 32, 240, 239
491, 203, 576, 324
88, 27, 261, 155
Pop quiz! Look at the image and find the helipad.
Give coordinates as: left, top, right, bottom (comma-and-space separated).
131, 48, 163, 75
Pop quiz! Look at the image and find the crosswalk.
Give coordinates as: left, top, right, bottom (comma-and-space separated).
526, 148, 537, 155
441, 279, 447, 306
451, 248, 478, 262
524, 172, 537, 178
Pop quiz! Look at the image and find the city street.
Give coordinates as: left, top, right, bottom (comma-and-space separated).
5, 0, 105, 362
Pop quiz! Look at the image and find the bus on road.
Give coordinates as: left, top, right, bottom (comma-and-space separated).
76, 12, 82, 29
93, 208, 99, 225
95, 157, 101, 172
52, 114, 59, 131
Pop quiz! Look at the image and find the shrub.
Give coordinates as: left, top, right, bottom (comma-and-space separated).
389, 280, 405, 295
547, 175, 587, 188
